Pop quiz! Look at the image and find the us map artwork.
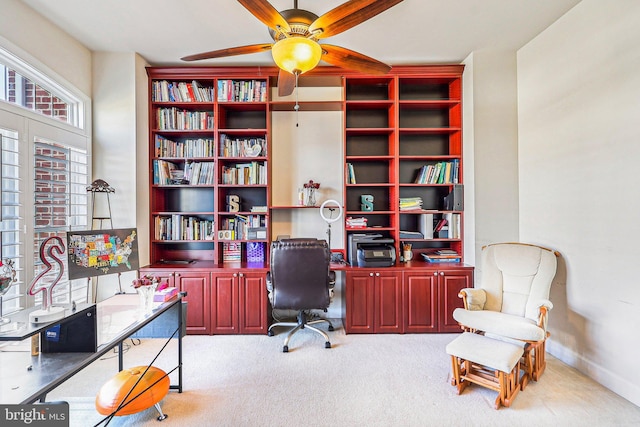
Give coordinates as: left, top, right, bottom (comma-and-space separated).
67, 228, 140, 280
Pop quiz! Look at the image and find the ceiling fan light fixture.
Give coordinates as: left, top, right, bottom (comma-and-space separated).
271, 37, 322, 75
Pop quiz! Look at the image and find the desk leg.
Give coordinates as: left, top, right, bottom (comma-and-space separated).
118, 342, 124, 372
177, 322, 183, 393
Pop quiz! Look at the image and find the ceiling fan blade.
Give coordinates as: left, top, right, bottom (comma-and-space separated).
309, 0, 404, 39
181, 44, 273, 61
277, 69, 296, 97
321, 44, 391, 75
237, 0, 291, 33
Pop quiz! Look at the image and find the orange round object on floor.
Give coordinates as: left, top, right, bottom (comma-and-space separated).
95, 366, 170, 416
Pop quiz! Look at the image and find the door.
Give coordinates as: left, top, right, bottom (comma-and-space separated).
374, 272, 403, 333
175, 271, 210, 334
403, 271, 438, 333
238, 271, 268, 334
439, 269, 473, 332
344, 271, 375, 334
210, 272, 239, 334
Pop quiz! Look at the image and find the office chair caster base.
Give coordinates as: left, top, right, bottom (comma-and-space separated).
283, 345, 289, 353
268, 330, 274, 337
325, 341, 331, 349
328, 325, 334, 331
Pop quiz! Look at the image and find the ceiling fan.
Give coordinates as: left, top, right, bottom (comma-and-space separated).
181, 0, 404, 96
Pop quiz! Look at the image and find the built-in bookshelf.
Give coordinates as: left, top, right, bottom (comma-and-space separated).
148, 66, 464, 265
343, 67, 464, 259
148, 70, 270, 264
145, 66, 469, 337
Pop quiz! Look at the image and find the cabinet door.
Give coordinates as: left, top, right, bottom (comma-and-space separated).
175, 271, 210, 335
374, 272, 403, 333
344, 272, 375, 334
439, 269, 473, 332
403, 271, 438, 333
238, 271, 268, 334
210, 272, 239, 334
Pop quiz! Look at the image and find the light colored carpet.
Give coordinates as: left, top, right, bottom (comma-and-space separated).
48, 323, 640, 427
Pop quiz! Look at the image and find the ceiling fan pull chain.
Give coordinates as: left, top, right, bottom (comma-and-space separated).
294, 71, 300, 127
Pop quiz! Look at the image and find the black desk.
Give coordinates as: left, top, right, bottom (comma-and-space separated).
0, 294, 184, 404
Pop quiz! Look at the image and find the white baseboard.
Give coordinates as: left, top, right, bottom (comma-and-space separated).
547, 338, 640, 407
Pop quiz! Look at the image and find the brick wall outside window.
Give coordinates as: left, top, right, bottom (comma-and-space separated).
6, 70, 69, 123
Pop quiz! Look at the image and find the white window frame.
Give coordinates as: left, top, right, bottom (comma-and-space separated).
0, 42, 91, 314
0, 46, 84, 130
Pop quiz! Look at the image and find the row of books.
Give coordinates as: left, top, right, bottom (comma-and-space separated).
221, 162, 266, 185
399, 197, 423, 211
217, 80, 267, 103
414, 160, 460, 184
156, 108, 214, 131
184, 162, 215, 185
219, 134, 267, 158
153, 160, 215, 185
346, 163, 357, 184
152, 80, 214, 103
219, 215, 266, 240
154, 215, 214, 241
155, 135, 215, 158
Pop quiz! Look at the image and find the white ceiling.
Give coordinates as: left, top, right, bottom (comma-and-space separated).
20, 0, 581, 67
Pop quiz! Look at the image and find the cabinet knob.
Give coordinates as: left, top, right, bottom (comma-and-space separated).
433, 272, 438, 276
369, 273, 374, 277
375, 272, 380, 277
440, 272, 445, 276
233, 273, 238, 277
239, 273, 244, 277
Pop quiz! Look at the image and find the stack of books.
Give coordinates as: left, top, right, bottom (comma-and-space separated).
399, 197, 423, 211
346, 217, 368, 229
421, 249, 461, 263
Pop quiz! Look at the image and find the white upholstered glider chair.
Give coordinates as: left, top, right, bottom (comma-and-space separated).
453, 242, 558, 386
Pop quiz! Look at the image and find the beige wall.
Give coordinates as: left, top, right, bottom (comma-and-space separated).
517, 0, 640, 406
0, 0, 92, 97
462, 50, 521, 268
92, 52, 149, 298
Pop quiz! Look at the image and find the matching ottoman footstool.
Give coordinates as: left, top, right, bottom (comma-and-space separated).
446, 332, 524, 409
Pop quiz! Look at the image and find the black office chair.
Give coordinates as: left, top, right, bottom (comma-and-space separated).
266, 238, 335, 352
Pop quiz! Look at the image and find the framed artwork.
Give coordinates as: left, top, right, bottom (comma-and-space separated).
66, 228, 139, 280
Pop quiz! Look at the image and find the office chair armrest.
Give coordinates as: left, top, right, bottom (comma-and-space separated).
458, 288, 486, 310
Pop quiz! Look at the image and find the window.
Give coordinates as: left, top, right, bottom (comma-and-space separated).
0, 47, 82, 129
0, 46, 90, 315
33, 139, 89, 306
0, 128, 22, 315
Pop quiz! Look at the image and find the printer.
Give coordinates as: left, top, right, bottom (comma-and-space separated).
348, 233, 396, 267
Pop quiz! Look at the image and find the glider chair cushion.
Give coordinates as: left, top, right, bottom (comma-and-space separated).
453, 242, 558, 384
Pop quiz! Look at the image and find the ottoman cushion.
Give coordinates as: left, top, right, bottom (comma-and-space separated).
446, 332, 524, 373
